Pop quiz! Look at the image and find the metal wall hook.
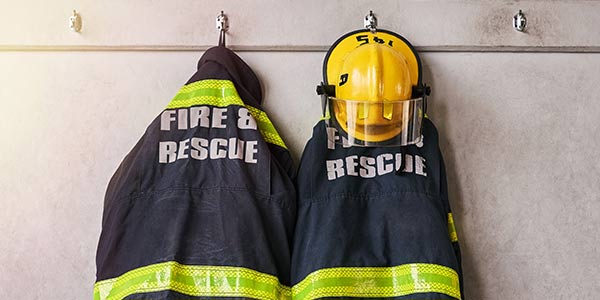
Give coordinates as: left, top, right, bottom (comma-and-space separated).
364, 10, 377, 33
216, 11, 229, 33
216, 11, 229, 46
513, 9, 527, 32
69, 10, 82, 32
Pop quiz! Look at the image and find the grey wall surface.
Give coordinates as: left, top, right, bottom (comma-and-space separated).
1, 1, 599, 299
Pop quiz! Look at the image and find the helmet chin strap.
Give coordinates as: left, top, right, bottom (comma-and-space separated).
395, 146, 406, 176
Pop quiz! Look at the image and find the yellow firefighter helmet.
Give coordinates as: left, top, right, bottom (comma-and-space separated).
321, 29, 428, 146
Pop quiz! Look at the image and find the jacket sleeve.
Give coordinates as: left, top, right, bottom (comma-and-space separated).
440, 150, 465, 300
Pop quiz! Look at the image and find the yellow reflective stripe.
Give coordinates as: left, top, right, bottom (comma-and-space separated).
166, 80, 242, 109
166, 79, 287, 149
246, 106, 287, 150
94, 263, 460, 300
292, 263, 461, 300
448, 212, 459, 243
94, 261, 291, 300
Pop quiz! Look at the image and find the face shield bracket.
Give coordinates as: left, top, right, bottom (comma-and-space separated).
413, 83, 431, 114
317, 83, 336, 118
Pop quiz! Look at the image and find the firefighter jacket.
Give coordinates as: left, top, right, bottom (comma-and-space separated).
95, 46, 296, 300
291, 118, 464, 300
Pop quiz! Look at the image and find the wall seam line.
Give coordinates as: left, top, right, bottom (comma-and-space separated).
2, 45, 600, 53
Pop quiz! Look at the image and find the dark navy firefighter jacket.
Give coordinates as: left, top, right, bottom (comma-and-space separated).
95, 46, 296, 300
291, 118, 464, 300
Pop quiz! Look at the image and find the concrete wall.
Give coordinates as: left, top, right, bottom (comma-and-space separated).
1, 1, 599, 299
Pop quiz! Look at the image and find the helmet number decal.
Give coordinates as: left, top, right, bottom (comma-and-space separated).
355, 35, 394, 47
339, 73, 348, 86
356, 35, 369, 45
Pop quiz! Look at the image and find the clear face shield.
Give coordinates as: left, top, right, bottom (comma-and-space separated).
325, 96, 424, 147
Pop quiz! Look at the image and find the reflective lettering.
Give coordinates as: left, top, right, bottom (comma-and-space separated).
327, 128, 339, 150
359, 156, 376, 178
403, 154, 414, 173
212, 108, 227, 128
245, 141, 258, 163
190, 106, 210, 128
376, 153, 394, 175
177, 138, 190, 159
323, 152, 427, 180
160, 110, 176, 131
157, 105, 263, 165
178, 109, 188, 130
341, 136, 352, 148
190, 138, 208, 160
326, 159, 345, 180
345, 155, 359, 176
415, 155, 427, 176
237, 108, 257, 130
159, 141, 177, 163
395, 153, 403, 171
161, 106, 265, 131
228, 137, 244, 160
209, 138, 227, 159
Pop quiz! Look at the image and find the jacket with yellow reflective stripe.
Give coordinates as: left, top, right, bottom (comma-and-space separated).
291, 119, 464, 300
95, 46, 296, 300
